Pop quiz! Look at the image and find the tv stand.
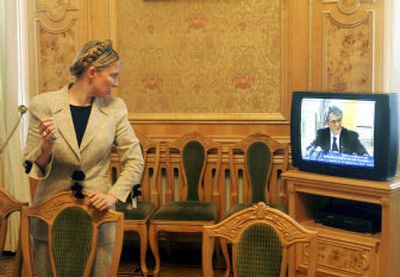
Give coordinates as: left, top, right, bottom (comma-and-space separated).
282, 170, 400, 277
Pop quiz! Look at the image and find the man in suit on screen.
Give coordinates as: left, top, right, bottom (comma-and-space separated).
306, 105, 369, 157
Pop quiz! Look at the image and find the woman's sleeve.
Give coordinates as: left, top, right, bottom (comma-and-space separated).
108, 99, 144, 202
23, 96, 54, 179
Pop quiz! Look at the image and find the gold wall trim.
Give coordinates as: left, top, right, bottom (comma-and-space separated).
128, 112, 287, 123
33, 0, 80, 24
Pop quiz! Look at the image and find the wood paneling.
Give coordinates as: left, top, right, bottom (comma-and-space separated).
27, 0, 394, 201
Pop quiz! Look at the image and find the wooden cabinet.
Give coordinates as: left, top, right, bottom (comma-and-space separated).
282, 170, 400, 277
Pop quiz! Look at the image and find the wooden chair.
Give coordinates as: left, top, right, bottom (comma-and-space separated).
203, 202, 319, 277
149, 132, 222, 277
115, 134, 159, 277
20, 191, 124, 277
0, 186, 27, 277
221, 133, 289, 275
227, 133, 289, 215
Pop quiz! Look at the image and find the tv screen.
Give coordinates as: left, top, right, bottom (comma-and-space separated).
291, 91, 399, 181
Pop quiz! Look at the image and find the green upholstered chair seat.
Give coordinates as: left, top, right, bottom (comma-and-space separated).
116, 201, 155, 220
151, 201, 217, 221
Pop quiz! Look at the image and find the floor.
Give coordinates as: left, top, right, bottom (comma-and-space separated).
1, 238, 226, 277
118, 237, 226, 276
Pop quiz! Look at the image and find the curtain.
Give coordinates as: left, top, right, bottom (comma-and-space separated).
391, 0, 400, 91
0, 0, 31, 252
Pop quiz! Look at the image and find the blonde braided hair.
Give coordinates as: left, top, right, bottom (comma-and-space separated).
70, 39, 119, 77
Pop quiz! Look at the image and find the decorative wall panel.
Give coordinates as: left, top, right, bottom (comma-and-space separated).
117, 0, 287, 120
312, 0, 379, 92
29, 0, 85, 95
38, 24, 77, 92
323, 11, 373, 91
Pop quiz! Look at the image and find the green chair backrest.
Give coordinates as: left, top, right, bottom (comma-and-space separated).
236, 223, 282, 277
246, 141, 272, 203
52, 207, 94, 277
183, 140, 205, 201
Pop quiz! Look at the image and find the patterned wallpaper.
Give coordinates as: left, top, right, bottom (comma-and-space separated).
116, 0, 283, 114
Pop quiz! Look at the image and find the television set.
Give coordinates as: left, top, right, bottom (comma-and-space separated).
290, 91, 399, 181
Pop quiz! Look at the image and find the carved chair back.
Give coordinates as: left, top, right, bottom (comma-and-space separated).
203, 202, 319, 277
21, 191, 124, 277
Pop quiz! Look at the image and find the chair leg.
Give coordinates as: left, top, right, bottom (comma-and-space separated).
0, 219, 8, 250
219, 238, 231, 277
149, 224, 160, 277
12, 239, 22, 277
138, 225, 149, 277
202, 235, 215, 277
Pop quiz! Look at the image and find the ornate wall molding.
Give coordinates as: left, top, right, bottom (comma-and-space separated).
322, 0, 375, 15
34, 0, 80, 25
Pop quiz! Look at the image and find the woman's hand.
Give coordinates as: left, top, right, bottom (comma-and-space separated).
39, 117, 57, 153
88, 192, 118, 211
34, 117, 57, 169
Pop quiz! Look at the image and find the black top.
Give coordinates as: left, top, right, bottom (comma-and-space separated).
70, 105, 92, 147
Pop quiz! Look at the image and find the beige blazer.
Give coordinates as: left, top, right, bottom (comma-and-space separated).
24, 85, 144, 205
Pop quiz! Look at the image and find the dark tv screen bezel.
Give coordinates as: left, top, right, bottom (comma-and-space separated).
290, 91, 398, 181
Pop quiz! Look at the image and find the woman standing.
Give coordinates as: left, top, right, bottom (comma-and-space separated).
24, 39, 144, 276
